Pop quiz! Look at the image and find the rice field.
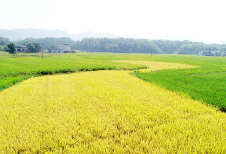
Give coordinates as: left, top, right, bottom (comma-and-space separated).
1, 64, 226, 153
1, 52, 226, 153
111, 60, 197, 72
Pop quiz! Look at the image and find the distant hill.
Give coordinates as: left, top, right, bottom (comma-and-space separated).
0, 28, 140, 41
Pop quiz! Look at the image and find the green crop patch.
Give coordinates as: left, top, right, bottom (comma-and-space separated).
136, 65, 226, 111
0, 76, 34, 91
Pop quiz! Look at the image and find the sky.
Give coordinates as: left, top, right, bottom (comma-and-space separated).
1, 0, 226, 44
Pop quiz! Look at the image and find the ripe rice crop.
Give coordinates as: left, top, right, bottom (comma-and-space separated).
0, 70, 226, 153
111, 60, 197, 72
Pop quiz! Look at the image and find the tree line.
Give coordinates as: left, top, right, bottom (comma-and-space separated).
72, 38, 226, 54
73, 38, 162, 53
1, 36, 226, 54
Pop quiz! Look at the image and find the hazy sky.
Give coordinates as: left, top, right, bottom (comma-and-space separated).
1, 0, 226, 44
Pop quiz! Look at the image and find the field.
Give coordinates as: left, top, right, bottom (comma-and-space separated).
1, 52, 226, 153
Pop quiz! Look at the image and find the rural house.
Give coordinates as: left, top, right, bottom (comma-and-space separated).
15, 45, 27, 52
198, 50, 225, 56
51, 43, 71, 53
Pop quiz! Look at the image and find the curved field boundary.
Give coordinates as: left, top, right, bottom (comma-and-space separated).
0, 70, 225, 153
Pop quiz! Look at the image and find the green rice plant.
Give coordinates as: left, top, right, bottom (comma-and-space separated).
0, 76, 34, 91
136, 68, 226, 111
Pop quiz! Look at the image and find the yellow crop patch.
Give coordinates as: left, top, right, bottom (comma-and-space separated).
0, 70, 225, 153
112, 60, 197, 72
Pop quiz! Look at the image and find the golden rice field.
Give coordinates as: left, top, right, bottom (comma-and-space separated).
0, 62, 226, 153
111, 60, 197, 72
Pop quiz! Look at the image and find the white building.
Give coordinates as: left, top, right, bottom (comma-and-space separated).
198, 50, 225, 57
51, 43, 71, 53
15, 45, 27, 52
198, 50, 209, 56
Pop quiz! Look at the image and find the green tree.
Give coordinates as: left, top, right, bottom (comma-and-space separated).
27, 43, 35, 53
0, 37, 10, 46
4, 46, 9, 52
7, 43, 17, 54
0, 45, 4, 51
34, 43, 42, 53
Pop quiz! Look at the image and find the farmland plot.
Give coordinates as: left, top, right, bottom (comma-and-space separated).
0, 70, 226, 153
111, 60, 197, 72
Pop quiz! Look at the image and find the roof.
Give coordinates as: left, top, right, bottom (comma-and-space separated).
15, 45, 26, 48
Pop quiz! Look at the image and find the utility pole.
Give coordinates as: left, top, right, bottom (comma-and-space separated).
41, 45, 44, 59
